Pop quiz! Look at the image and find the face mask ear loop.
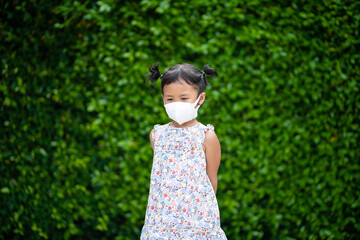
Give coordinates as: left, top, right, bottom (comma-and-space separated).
194, 94, 202, 110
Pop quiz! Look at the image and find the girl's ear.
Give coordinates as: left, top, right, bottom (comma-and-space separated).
199, 92, 206, 105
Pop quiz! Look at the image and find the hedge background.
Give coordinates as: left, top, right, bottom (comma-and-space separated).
1, 0, 359, 239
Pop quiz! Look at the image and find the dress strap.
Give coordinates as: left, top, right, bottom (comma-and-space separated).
205, 124, 215, 132
200, 123, 215, 145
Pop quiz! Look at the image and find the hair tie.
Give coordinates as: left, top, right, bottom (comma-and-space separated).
160, 74, 163, 79
201, 71, 206, 82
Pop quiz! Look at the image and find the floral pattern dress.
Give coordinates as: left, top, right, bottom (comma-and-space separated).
140, 121, 227, 239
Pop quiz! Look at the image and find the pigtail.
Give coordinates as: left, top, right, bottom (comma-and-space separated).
200, 64, 218, 89
203, 64, 218, 76
147, 64, 162, 86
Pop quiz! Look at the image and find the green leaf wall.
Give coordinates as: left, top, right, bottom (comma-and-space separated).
1, 0, 359, 239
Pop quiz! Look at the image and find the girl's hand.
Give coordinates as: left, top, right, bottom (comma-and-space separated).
204, 129, 221, 195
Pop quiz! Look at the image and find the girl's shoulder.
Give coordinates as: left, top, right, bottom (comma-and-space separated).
197, 121, 215, 132
150, 123, 167, 142
196, 122, 217, 144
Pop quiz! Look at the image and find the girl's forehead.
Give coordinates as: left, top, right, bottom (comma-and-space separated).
163, 80, 197, 96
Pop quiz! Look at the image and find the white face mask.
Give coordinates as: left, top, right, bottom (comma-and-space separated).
164, 94, 202, 125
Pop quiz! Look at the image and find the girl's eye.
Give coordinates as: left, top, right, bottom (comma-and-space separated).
181, 98, 188, 100
167, 99, 173, 101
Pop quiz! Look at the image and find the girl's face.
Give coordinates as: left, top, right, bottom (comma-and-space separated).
162, 79, 205, 107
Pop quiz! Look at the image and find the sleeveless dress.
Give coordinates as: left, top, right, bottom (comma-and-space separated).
140, 121, 227, 239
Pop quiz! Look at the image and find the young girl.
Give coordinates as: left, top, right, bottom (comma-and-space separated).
140, 63, 227, 239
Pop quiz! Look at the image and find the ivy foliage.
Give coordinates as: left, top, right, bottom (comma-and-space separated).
1, 0, 359, 239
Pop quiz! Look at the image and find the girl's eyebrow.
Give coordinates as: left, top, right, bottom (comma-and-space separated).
165, 93, 189, 97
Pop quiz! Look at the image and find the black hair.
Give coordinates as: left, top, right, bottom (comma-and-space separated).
147, 63, 218, 96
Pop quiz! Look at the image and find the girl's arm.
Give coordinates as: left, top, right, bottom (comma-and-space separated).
204, 129, 221, 195
150, 129, 155, 151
